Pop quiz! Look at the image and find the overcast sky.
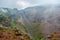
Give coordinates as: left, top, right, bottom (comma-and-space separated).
0, 0, 60, 9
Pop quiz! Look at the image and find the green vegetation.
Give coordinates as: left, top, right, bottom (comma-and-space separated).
0, 14, 24, 34
18, 22, 29, 33
0, 14, 44, 40
31, 23, 43, 40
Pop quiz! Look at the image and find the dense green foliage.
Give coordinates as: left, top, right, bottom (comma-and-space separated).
0, 9, 44, 40
31, 23, 43, 40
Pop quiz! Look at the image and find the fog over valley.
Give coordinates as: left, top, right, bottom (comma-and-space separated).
0, 0, 60, 40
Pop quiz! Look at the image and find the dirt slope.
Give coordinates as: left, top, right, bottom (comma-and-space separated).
0, 27, 32, 40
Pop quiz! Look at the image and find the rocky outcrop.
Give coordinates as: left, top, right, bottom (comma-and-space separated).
0, 27, 32, 40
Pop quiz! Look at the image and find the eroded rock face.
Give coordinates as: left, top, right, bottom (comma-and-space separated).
47, 32, 60, 40
0, 28, 32, 40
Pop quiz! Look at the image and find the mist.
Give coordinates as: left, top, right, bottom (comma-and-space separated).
0, 0, 60, 9
0, 0, 60, 40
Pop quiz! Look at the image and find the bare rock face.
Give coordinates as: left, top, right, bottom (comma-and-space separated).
0, 28, 32, 40
47, 32, 60, 40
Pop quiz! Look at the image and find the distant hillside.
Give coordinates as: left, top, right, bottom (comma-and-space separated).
0, 5, 60, 39
20, 5, 60, 39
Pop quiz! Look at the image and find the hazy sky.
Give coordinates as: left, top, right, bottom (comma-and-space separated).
0, 0, 60, 9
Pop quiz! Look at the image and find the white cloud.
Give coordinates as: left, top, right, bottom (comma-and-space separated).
16, 0, 60, 9
16, 0, 31, 9
0, 0, 60, 9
